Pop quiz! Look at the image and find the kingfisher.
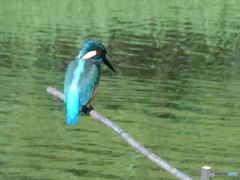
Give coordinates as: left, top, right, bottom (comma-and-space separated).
64, 40, 115, 125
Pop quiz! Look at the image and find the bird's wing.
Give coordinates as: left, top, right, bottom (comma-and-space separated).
77, 60, 100, 106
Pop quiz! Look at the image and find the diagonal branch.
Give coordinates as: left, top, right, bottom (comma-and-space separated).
46, 87, 193, 180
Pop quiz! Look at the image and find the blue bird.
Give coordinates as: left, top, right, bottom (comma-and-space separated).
64, 40, 115, 125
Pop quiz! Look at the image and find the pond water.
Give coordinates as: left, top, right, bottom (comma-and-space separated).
0, 0, 240, 179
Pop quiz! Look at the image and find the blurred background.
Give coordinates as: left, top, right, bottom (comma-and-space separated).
0, 0, 239, 179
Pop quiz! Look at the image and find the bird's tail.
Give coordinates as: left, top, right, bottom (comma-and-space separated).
67, 112, 81, 126
65, 91, 82, 125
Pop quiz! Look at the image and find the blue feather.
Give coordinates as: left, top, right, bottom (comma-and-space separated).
64, 60, 85, 125
66, 86, 82, 125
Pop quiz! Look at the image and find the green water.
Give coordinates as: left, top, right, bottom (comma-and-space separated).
0, 0, 240, 179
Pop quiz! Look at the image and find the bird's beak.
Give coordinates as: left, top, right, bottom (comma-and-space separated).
103, 56, 115, 72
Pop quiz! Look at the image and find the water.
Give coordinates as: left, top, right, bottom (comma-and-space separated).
0, 0, 240, 179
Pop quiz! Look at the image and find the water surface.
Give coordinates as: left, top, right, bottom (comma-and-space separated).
0, 0, 240, 179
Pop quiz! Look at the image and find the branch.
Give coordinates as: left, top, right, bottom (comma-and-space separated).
46, 87, 193, 180
200, 166, 212, 180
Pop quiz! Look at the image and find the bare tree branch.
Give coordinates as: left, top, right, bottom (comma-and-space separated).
46, 87, 193, 180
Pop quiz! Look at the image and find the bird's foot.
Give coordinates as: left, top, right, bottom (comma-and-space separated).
82, 105, 94, 115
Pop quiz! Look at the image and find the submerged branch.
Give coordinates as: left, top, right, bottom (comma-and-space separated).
46, 87, 193, 180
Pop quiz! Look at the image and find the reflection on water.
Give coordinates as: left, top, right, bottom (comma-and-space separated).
0, 0, 240, 179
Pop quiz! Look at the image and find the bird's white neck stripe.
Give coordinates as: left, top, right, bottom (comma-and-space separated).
77, 50, 101, 60
82, 50, 98, 59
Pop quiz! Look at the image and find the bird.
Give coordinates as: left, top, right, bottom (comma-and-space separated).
64, 40, 115, 125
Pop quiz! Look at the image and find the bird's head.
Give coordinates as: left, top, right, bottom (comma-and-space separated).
78, 40, 115, 72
